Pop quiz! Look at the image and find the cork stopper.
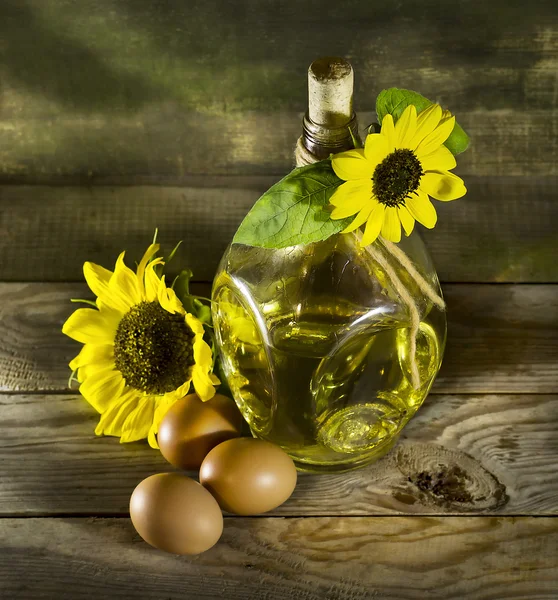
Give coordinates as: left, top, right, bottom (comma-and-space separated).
308, 57, 354, 127
296, 57, 360, 165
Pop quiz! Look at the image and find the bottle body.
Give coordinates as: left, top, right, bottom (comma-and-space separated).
211, 231, 446, 472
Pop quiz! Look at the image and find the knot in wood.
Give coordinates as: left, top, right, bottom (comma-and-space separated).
394, 442, 509, 513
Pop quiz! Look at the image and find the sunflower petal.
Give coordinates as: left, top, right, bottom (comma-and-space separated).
120, 398, 155, 443
420, 170, 467, 201
62, 308, 119, 345
157, 277, 185, 315
330, 178, 373, 208
416, 116, 455, 156
171, 379, 193, 400
192, 365, 217, 401
398, 205, 416, 236
95, 391, 139, 437
136, 243, 160, 296
406, 192, 438, 228
79, 368, 126, 413
341, 204, 374, 234
332, 149, 374, 181
330, 193, 370, 219
69, 343, 114, 371
361, 203, 385, 246
144, 259, 163, 302
394, 105, 417, 148
186, 313, 205, 336
77, 359, 117, 385
83, 262, 129, 315
381, 207, 402, 243
193, 337, 213, 368
86, 262, 112, 286
418, 145, 457, 172
148, 396, 176, 448
380, 114, 396, 152
364, 132, 390, 165
410, 104, 443, 149
165, 286, 186, 314
110, 252, 142, 306
441, 109, 453, 122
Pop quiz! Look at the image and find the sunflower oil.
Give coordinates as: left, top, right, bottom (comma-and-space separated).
212, 232, 446, 472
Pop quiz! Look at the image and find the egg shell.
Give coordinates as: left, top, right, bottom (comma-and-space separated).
130, 473, 223, 555
158, 393, 244, 470
199, 438, 297, 515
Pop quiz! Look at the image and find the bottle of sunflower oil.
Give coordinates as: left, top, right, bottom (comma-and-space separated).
212, 58, 446, 473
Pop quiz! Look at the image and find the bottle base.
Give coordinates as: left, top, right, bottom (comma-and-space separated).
252, 433, 400, 474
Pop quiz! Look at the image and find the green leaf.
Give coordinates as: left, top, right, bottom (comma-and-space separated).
376, 88, 431, 124
233, 160, 351, 248
375, 88, 470, 155
196, 302, 212, 325
172, 269, 194, 311
443, 121, 469, 155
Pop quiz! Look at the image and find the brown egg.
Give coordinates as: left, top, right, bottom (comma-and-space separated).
199, 438, 297, 515
130, 473, 223, 555
158, 393, 244, 470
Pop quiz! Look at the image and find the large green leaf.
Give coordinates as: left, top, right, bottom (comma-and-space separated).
376, 88, 470, 155
233, 160, 351, 248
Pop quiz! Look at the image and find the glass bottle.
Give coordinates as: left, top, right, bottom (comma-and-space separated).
211, 58, 447, 473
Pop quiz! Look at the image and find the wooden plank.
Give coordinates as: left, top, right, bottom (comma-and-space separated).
1, 516, 558, 599
0, 282, 556, 395
1, 0, 557, 181
1, 177, 557, 283
437, 284, 558, 393
1, 392, 556, 516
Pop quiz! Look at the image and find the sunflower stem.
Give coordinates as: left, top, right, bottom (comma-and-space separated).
190, 295, 214, 304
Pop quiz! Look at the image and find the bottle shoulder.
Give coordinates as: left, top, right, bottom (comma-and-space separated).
213, 232, 443, 335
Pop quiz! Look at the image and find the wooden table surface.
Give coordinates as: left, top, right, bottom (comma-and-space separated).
2, 0, 558, 597
0, 185, 557, 600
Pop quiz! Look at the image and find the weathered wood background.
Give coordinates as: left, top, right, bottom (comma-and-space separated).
1, 0, 557, 181
1, 0, 558, 598
1, 0, 557, 283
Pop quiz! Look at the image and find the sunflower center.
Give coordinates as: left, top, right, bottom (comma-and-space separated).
372, 149, 423, 207
113, 301, 195, 395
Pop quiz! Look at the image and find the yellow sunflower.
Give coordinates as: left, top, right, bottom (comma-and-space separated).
62, 243, 220, 448
330, 104, 467, 246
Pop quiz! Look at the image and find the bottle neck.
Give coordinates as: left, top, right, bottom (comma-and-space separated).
301, 111, 360, 161
296, 57, 361, 167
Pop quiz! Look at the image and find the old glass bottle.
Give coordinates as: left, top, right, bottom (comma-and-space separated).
211, 58, 447, 472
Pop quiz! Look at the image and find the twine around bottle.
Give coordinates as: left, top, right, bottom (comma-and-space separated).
295, 138, 445, 389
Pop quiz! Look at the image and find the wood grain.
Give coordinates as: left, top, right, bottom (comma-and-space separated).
1, 0, 557, 181
1, 392, 556, 516
0, 282, 556, 394
437, 284, 558, 393
2, 516, 558, 599
1, 177, 557, 283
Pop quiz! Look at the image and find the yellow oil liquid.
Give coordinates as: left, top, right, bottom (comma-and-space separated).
213, 276, 445, 473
